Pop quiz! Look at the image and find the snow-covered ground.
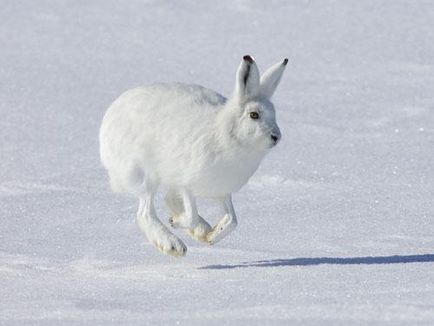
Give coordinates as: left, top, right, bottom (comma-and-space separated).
1, 0, 434, 324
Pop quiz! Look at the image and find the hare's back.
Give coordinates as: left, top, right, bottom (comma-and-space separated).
109, 82, 225, 136
109, 83, 224, 124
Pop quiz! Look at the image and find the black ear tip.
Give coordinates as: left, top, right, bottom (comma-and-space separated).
283, 58, 289, 65
243, 55, 254, 63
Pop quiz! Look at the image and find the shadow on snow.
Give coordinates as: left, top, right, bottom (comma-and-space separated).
199, 254, 434, 270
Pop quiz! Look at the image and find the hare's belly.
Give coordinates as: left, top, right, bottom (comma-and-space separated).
187, 159, 261, 198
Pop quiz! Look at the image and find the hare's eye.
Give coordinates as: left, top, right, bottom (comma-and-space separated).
250, 112, 259, 120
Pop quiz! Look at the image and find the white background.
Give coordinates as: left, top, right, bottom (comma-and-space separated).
1, 0, 433, 324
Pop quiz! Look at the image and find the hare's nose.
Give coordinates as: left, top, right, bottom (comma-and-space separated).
271, 134, 280, 144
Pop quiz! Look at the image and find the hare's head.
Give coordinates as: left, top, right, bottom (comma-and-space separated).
226, 55, 287, 151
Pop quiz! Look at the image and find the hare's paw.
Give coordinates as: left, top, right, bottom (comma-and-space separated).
186, 217, 212, 243
142, 221, 187, 257
169, 214, 186, 229
153, 232, 187, 257
170, 214, 212, 243
169, 214, 197, 229
206, 214, 237, 245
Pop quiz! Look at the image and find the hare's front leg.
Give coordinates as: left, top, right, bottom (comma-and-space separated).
168, 189, 199, 229
166, 190, 211, 243
206, 195, 238, 245
137, 191, 187, 257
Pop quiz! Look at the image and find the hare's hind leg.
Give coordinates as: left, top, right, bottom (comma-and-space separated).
137, 188, 187, 257
165, 189, 211, 243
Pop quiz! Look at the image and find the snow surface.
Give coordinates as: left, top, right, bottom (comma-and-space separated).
1, 0, 434, 325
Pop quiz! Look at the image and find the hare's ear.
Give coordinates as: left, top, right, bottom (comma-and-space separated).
234, 55, 260, 101
259, 58, 288, 99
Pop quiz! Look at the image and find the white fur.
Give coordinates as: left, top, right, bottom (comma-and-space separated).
99, 55, 287, 256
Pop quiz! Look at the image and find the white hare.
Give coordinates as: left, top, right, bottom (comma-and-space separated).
99, 55, 287, 257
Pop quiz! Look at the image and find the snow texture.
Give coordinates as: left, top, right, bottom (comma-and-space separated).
1, 0, 434, 325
